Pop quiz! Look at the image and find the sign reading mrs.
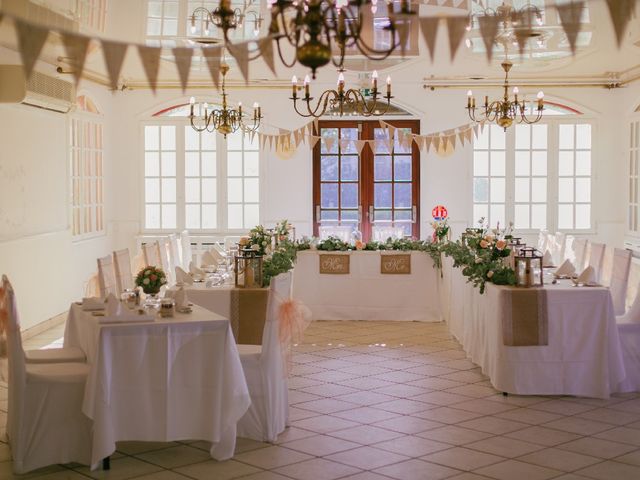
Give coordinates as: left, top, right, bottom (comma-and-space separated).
381, 254, 412, 274
319, 254, 350, 274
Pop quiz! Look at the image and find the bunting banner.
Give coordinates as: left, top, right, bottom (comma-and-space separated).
478, 13, 500, 62
396, 16, 412, 57
258, 37, 277, 76
419, 17, 440, 62
227, 42, 250, 83
172, 47, 194, 93
137, 45, 162, 93
514, 8, 535, 56
557, 1, 584, 55
605, 0, 636, 48
61, 32, 91, 86
14, 20, 49, 80
445, 16, 469, 61
101, 40, 128, 91
202, 46, 223, 88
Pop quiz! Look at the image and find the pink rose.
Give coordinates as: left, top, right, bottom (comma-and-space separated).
150, 274, 157, 281
479, 240, 489, 249
496, 240, 507, 250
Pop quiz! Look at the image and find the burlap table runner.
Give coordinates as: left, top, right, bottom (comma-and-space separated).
501, 288, 549, 346
230, 288, 269, 345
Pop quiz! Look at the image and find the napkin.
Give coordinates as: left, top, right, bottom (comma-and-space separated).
175, 266, 194, 285
101, 294, 154, 323
555, 259, 575, 277
167, 286, 190, 309
82, 297, 106, 311
201, 249, 224, 267
542, 250, 554, 267
576, 266, 597, 285
189, 261, 205, 277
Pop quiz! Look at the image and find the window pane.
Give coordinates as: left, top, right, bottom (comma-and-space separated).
515, 125, 530, 149
531, 125, 547, 149
515, 151, 530, 176
145, 126, 159, 150
185, 152, 200, 176
394, 183, 412, 208
161, 152, 176, 176
162, 204, 176, 229
321, 128, 338, 153
185, 127, 199, 150
244, 178, 259, 203
185, 178, 200, 202
341, 156, 359, 181
227, 132, 243, 150
490, 125, 505, 149
558, 178, 574, 202
531, 151, 547, 175
559, 151, 574, 176
575, 204, 590, 229
146, 204, 160, 229
202, 132, 216, 150
531, 205, 546, 230
244, 152, 260, 176
202, 204, 217, 229
531, 178, 547, 202
228, 204, 243, 229
228, 152, 243, 176
575, 178, 591, 202
575, 151, 591, 176
202, 178, 216, 202
559, 124, 574, 149
515, 178, 530, 202
474, 151, 489, 176
228, 178, 243, 203
576, 124, 591, 149
558, 204, 573, 229
490, 204, 505, 227
321, 183, 338, 208
474, 204, 489, 223
321, 156, 339, 181
514, 204, 529, 229
244, 204, 259, 229
145, 179, 160, 202
475, 127, 489, 149
321, 210, 339, 221
375, 156, 392, 181
341, 183, 358, 208
145, 152, 160, 176
186, 204, 200, 229
375, 210, 392, 221
161, 126, 175, 150
201, 151, 216, 176
473, 178, 489, 202
491, 151, 505, 176
490, 178, 505, 203
375, 183, 392, 208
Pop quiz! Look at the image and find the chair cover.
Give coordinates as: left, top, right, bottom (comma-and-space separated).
1, 276, 92, 473
113, 248, 134, 294
562, 235, 576, 263
617, 322, 640, 392
237, 272, 293, 442
142, 241, 161, 268
537, 230, 549, 253
180, 230, 194, 269
224, 236, 243, 251
553, 232, 566, 266
609, 249, 632, 316
588, 242, 606, 282
97, 255, 117, 297
573, 238, 589, 272
159, 240, 174, 285
85, 272, 101, 298
168, 234, 182, 273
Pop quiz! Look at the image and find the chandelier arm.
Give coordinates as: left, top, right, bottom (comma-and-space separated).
273, 37, 299, 68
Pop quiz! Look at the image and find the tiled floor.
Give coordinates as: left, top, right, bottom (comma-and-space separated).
2, 320, 640, 479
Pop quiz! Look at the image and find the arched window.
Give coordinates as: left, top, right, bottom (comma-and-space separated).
472, 99, 594, 232
71, 93, 104, 238
142, 102, 260, 232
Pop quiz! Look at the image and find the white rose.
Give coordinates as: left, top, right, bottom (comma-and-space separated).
475, 257, 482, 264
144, 270, 151, 276
251, 244, 260, 251
143, 278, 150, 285
262, 240, 267, 246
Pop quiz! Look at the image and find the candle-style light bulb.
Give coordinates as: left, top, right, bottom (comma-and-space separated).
291, 75, 297, 98
467, 90, 473, 108
238, 101, 242, 116
537, 91, 544, 99
338, 72, 345, 94
189, 96, 195, 105
513, 86, 519, 95
189, 96, 195, 116
537, 90, 544, 110
372, 70, 378, 90
304, 74, 310, 98
386, 75, 391, 97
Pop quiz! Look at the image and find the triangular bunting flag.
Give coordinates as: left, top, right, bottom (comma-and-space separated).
396, 17, 412, 57
514, 8, 535, 56
137, 45, 162, 94
413, 135, 424, 151
313, 118, 319, 135
101, 40, 128, 91
309, 136, 321, 149
465, 127, 473, 143
433, 136, 442, 152
324, 137, 336, 152
446, 16, 469, 61
557, 1, 584, 55
268, 135, 274, 150
62, 32, 91, 86
258, 37, 277, 76
458, 130, 466, 146
448, 133, 457, 149
480, 121, 487, 133
202, 46, 222, 88
307, 121, 315, 137
419, 17, 440, 62
473, 124, 480, 138
172, 47, 194, 93
605, 0, 635, 48
293, 128, 302, 147
425, 136, 433, 152
15, 20, 49, 80
478, 13, 500, 62
227, 42, 250, 83
259, 133, 267, 150
355, 140, 367, 155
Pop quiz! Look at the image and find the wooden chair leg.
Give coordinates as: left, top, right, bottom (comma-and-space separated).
103, 457, 111, 470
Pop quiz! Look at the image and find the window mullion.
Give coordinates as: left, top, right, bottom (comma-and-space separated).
176, 122, 186, 231
218, 132, 228, 231
505, 127, 516, 225
547, 120, 559, 233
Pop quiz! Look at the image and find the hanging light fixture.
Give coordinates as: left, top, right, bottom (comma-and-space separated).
290, 70, 392, 118
268, 0, 416, 79
190, 0, 263, 42
189, 64, 262, 137
466, 60, 544, 131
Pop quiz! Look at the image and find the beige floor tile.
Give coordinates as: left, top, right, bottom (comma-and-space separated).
296, 398, 359, 414
504, 425, 582, 447
326, 446, 410, 470
289, 390, 323, 404
233, 446, 312, 469
575, 408, 640, 426
304, 371, 360, 383
404, 365, 458, 377
373, 435, 451, 457
416, 425, 494, 446
575, 460, 640, 480
447, 473, 499, 480
135, 445, 213, 469
274, 457, 361, 480
175, 459, 262, 480
339, 472, 398, 480
374, 458, 461, 480
334, 391, 397, 406
444, 385, 498, 399
336, 378, 397, 391
594, 427, 640, 447
291, 414, 361, 434
412, 392, 473, 407
328, 424, 405, 445
414, 407, 484, 424
372, 399, 434, 415
542, 417, 614, 436
422, 446, 504, 471
449, 399, 518, 416
371, 384, 431, 399
518, 448, 601, 472
233, 472, 293, 480
273, 427, 317, 444
288, 406, 322, 421
131, 471, 193, 480
74, 456, 164, 480
299, 383, 359, 397
558, 437, 638, 459
116, 441, 179, 455
282, 434, 360, 456
531, 400, 597, 416
612, 449, 640, 467
465, 436, 543, 458
0, 462, 65, 480
439, 371, 489, 384
456, 416, 529, 435
493, 408, 563, 425
333, 407, 401, 424
369, 372, 426, 384
372, 415, 444, 435
474, 459, 562, 480
338, 365, 393, 376
406, 378, 465, 391
608, 399, 640, 414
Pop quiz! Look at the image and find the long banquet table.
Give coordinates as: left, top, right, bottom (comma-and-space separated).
292, 250, 443, 321
63, 303, 250, 469
439, 257, 627, 399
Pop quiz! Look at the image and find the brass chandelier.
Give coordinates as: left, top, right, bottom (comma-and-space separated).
189, 64, 262, 137
189, 0, 263, 42
268, 0, 416, 79
290, 70, 392, 118
466, 60, 544, 131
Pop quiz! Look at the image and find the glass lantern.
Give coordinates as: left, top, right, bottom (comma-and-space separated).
514, 247, 544, 288
234, 248, 264, 288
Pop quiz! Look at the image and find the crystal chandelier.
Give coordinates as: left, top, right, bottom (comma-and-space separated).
466, 60, 544, 131
189, 64, 262, 137
189, 0, 263, 43
268, 0, 416, 79
290, 70, 392, 118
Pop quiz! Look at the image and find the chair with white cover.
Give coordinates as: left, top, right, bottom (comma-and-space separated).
224, 236, 243, 251
113, 248, 134, 294
142, 241, 162, 267
562, 235, 576, 263
588, 242, 606, 282
554, 232, 566, 265
537, 230, 549, 253
609, 248, 632, 316
97, 255, 117, 297
168, 234, 182, 272
159, 239, 174, 284
1, 276, 92, 473
616, 282, 640, 392
180, 230, 194, 269
236, 272, 294, 442
572, 238, 589, 272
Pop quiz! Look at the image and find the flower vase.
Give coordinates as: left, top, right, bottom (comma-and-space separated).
144, 290, 161, 309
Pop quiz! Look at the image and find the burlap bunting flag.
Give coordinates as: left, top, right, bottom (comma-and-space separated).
514, 8, 536, 56
309, 136, 321, 149
419, 17, 440, 62
323, 137, 336, 152
396, 16, 412, 57
445, 16, 469, 61
478, 13, 500, 62
172, 47, 194, 92
15, 20, 49, 79
425, 136, 433, 152
202, 46, 222, 88
137, 45, 162, 93
605, 0, 636, 48
557, 1, 584, 55
227, 42, 250, 83
62, 32, 91, 86
355, 140, 368, 155
258, 37, 277, 76
101, 40, 128, 91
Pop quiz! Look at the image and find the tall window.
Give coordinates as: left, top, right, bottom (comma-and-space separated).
71, 95, 104, 238
143, 104, 260, 232
313, 120, 420, 241
472, 103, 593, 231
629, 119, 640, 234
76, 0, 108, 31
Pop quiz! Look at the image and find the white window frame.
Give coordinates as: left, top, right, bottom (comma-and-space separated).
471, 115, 596, 234
628, 115, 640, 237
140, 115, 262, 235
70, 101, 105, 241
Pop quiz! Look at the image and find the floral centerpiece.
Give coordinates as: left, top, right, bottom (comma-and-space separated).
135, 266, 167, 295
431, 219, 450, 243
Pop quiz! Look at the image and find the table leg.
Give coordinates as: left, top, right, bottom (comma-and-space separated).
103, 457, 110, 470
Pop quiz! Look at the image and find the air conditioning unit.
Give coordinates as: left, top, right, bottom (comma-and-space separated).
0, 65, 75, 113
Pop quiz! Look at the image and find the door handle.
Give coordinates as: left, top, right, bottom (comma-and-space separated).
315, 205, 320, 221
369, 205, 374, 221
412, 205, 417, 224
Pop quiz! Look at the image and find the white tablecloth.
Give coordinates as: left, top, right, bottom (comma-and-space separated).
64, 304, 250, 469
440, 261, 627, 399
292, 250, 443, 321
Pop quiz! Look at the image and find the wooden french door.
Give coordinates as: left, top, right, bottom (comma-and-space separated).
313, 120, 420, 242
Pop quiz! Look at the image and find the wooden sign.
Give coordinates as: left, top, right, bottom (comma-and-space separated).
319, 254, 350, 274
381, 254, 411, 274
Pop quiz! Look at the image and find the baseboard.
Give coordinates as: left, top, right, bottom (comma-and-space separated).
21, 311, 67, 340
